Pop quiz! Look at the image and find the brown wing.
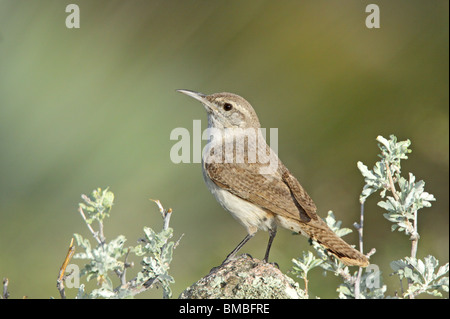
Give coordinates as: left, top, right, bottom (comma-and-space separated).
279, 164, 318, 220
205, 160, 318, 223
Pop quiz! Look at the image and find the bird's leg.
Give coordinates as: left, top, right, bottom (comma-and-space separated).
221, 233, 255, 265
263, 227, 277, 262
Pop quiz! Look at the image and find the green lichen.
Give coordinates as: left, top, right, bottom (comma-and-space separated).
179, 254, 306, 299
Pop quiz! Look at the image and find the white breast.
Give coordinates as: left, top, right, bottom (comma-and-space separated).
203, 170, 275, 234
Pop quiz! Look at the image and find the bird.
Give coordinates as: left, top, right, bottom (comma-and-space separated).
177, 89, 369, 267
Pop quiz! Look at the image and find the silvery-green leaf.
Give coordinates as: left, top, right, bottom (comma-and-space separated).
376, 135, 390, 150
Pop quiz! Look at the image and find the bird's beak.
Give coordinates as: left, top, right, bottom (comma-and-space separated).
176, 89, 215, 112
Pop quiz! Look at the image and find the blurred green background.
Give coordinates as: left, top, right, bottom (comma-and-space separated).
0, 0, 448, 299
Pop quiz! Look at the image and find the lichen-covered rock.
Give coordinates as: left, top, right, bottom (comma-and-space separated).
179, 254, 305, 299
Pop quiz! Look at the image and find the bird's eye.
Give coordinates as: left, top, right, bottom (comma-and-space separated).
223, 103, 233, 111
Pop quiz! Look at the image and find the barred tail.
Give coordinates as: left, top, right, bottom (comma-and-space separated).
303, 220, 369, 267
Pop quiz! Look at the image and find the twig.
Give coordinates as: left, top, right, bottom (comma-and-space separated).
366, 248, 376, 258
410, 210, 419, 259
78, 206, 103, 245
385, 161, 399, 201
149, 199, 173, 298
2, 277, 9, 299
115, 277, 162, 297
385, 160, 420, 299
408, 210, 420, 299
97, 190, 109, 243
56, 238, 76, 299
174, 233, 185, 249
385, 160, 419, 251
303, 275, 309, 298
337, 268, 355, 284
115, 248, 133, 286
353, 204, 377, 299
353, 203, 366, 299
150, 199, 173, 256
98, 219, 105, 244
150, 199, 172, 230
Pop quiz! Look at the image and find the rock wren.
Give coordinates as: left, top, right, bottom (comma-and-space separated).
177, 89, 369, 267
